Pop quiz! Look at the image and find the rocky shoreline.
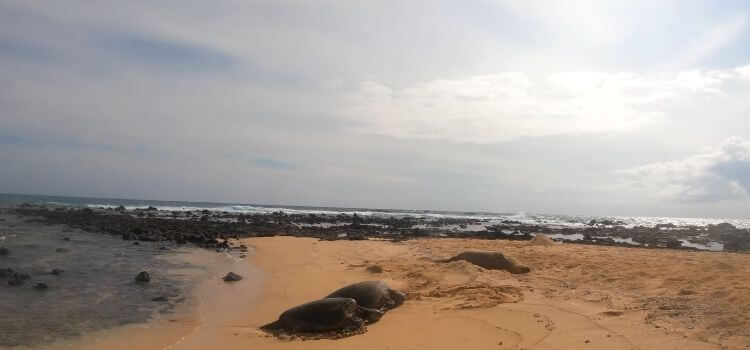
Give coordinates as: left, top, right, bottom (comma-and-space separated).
6, 204, 750, 252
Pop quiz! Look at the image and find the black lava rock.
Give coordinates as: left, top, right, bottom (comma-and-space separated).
222, 272, 243, 282
665, 239, 682, 249
135, 271, 151, 283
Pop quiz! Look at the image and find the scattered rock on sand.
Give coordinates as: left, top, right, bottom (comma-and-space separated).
223, 272, 243, 282
440, 251, 531, 274
528, 234, 556, 246
135, 271, 151, 283
366, 265, 384, 273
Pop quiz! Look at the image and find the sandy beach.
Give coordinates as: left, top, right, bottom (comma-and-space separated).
79, 236, 749, 350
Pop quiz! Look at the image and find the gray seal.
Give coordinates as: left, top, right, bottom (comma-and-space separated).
325, 281, 406, 312
260, 297, 383, 334
440, 251, 531, 274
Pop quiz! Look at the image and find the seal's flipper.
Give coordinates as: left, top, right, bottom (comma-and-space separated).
259, 319, 284, 332
357, 306, 384, 323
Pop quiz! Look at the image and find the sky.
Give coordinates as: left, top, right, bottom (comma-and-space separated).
2, 0, 750, 218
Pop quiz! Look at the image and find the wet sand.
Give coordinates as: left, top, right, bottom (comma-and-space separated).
39, 248, 262, 350
62, 236, 750, 349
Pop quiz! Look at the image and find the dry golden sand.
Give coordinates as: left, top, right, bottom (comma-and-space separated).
64, 237, 750, 349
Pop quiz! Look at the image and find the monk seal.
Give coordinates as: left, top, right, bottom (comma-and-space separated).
440, 251, 530, 274
260, 298, 383, 335
325, 281, 406, 312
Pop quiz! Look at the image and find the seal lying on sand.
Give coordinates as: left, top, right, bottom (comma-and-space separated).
325, 281, 406, 312
440, 251, 531, 274
260, 298, 383, 335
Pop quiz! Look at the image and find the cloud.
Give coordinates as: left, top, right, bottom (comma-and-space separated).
619, 137, 750, 202
98, 35, 240, 72
0, 38, 52, 62
253, 157, 301, 171
341, 67, 750, 144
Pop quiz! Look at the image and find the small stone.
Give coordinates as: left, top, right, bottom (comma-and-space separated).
55, 247, 69, 253
35, 282, 49, 290
223, 272, 243, 282
151, 296, 167, 302
135, 271, 150, 283
62, 237, 70, 241
585, 339, 590, 343
133, 241, 140, 245
0, 247, 9, 255
51, 268, 64, 275
366, 265, 384, 273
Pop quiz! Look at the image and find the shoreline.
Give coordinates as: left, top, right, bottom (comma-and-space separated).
9, 204, 750, 252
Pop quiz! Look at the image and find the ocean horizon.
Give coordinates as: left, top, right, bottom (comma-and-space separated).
2, 192, 749, 230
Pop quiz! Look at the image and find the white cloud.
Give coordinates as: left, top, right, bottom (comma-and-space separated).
341, 67, 750, 144
619, 137, 750, 202
737, 65, 750, 81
